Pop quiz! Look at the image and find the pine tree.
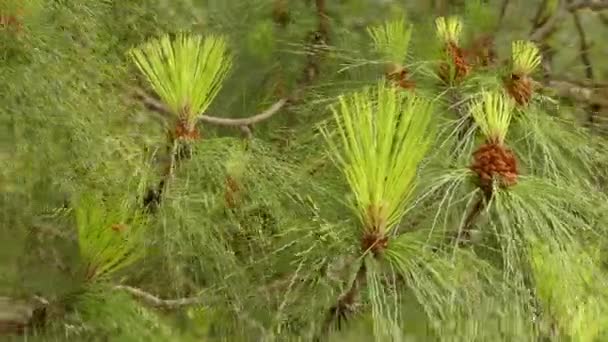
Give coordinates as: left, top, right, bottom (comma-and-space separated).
2, 0, 608, 341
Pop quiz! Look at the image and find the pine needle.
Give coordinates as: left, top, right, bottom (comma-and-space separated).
435, 16, 462, 45
367, 17, 413, 64
470, 90, 514, 144
129, 33, 232, 131
511, 40, 541, 75
321, 82, 435, 235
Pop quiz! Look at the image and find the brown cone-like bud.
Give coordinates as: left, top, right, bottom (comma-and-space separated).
174, 119, 201, 141
439, 42, 471, 84
504, 73, 533, 106
224, 175, 241, 209
386, 65, 416, 90
471, 142, 518, 194
466, 34, 496, 67
361, 230, 389, 258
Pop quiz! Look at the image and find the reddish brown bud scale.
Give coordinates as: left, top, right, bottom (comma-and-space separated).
111, 223, 127, 233
361, 230, 389, 257
439, 42, 470, 84
224, 175, 241, 208
466, 35, 496, 67
471, 142, 518, 194
386, 67, 416, 90
174, 119, 201, 141
504, 73, 533, 106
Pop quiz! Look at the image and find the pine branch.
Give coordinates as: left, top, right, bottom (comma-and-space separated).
132, 87, 288, 128
498, 0, 511, 26
571, 8, 598, 125
531, 0, 608, 42
0, 296, 49, 335
567, 0, 608, 11
571, 12, 595, 81
316, 261, 367, 340
114, 285, 207, 309
315, 0, 330, 42
530, 0, 567, 43
456, 193, 487, 244
546, 79, 608, 107
199, 99, 289, 126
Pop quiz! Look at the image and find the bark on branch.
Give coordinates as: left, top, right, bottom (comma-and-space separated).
546, 79, 608, 107
132, 87, 289, 128
114, 285, 207, 309
568, 0, 608, 11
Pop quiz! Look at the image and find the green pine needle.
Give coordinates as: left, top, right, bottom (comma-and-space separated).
435, 16, 462, 45
511, 40, 541, 75
464, 0, 495, 33
321, 82, 435, 235
75, 193, 148, 282
529, 240, 608, 341
470, 90, 514, 144
367, 17, 413, 65
129, 33, 232, 131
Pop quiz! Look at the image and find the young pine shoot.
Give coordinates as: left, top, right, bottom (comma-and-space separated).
75, 193, 148, 283
435, 16, 462, 46
469, 90, 518, 192
319, 82, 444, 335
129, 33, 232, 140
505, 40, 541, 105
323, 82, 434, 251
435, 16, 469, 83
367, 18, 416, 90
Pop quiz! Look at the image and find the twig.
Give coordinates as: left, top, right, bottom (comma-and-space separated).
498, 0, 511, 26
530, 0, 567, 43
599, 12, 608, 25
198, 99, 289, 126
546, 79, 608, 107
114, 285, 207, 309
132, 87, 289, 127
568, 0, 608, 11
572, 7, 598, 125
316, 260, 367, 340
529, 0, 561, 80
272, 0, 290, 27
530, 0, 608, 42
456, 193, 486, 245
572, 11, 594, 81
315, 0, 330, 42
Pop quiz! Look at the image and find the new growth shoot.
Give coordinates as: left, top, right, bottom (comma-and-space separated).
129, 33, 232, 135
470, 90, 514, 145
511, 40, 541, 76
322, 82, 434, 252
435, 16, 462, 45
367, 17, 413, 66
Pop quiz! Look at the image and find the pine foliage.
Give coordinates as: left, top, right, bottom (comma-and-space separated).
2, 0, 608, 341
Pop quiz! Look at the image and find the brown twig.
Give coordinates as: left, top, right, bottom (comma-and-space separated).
114, 285, 207, 309
529, 0, 562, 80
572, 8, 598, 125
199, 99, 289, 126
568, 0, 608, 11
498, 0, 511, 26
546, 79, 608, 107
132, 87, 289, 128
317, 261, 367, 340
572, 11, 595, 81
598, 12, 608, 25
315, 0, 330, 42
530, 0, 567, 42
272, 0, 290, 27
298, 0, 331, 87
456, 194, 487, 244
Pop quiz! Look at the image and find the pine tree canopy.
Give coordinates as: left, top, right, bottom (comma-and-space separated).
2, 0, 608, 341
